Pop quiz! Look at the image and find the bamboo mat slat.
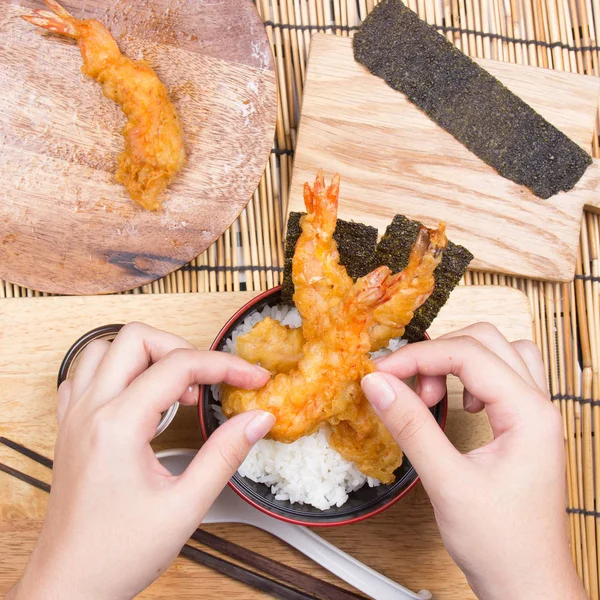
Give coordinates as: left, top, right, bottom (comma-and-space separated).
2, 0, 600, 595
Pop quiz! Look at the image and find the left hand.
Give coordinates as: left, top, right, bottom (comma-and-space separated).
7, 322, 274, 600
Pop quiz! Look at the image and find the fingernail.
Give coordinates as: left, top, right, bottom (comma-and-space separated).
245, 411, 276, 444
464, 391, 473, 411
254, 365, 271, 376
187, 384, 199, 405
361, 373, 396, 412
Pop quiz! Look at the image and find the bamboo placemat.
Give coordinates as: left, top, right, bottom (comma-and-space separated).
2, 0, 600, 597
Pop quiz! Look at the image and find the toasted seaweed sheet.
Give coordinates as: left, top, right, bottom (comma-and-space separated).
375, 216, 474, 342
281, 212, 303, 304
333, 218, 379, 279
281, 212, 378, 304
353, 0, 592, 199
281, 212, 473, 340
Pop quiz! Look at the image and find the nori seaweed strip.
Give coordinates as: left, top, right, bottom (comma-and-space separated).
374, 216, 474, 342
372, 215, 421, 274
281, 212, 303, 304
353, 0, 592, 199
333, 218, 379, 279
281, 212, 378, 304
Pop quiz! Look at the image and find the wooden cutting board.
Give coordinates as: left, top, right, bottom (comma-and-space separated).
288, 34, 600, 283
0, 0, 277, 295
0, 286, 532, 599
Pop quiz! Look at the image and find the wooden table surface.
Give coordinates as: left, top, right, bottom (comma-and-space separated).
0, 286, 533, 599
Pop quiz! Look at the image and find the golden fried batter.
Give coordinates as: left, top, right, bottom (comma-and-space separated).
236, 317, 304, 375
221, 267, 395, 443
329, 394, 403, 484
292, 171, 353, 341
277, 172, 447, 353
23, 0, 185, 211
240, 217, 447, 363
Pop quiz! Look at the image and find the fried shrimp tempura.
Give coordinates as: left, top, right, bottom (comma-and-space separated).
236, 317, 304, 375
329, 394, 403, 484
221, 267, 397, 443
369, 224, 447, 350
223, 171, 447, 482
291, 171, 353, 341
23, 0, 185, 210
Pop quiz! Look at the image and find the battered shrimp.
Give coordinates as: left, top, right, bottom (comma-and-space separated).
369, 224, 447, 350
23, 0, 185, 211
327, 224, 446, 481
221, 266, 396, 443
234, 318, 404, 480
292, 170, 353, 340
232, 318, 404, 480
236, 317, 304, 375
329, 394, 403, 484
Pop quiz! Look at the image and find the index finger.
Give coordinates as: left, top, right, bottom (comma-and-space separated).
116, 349, 270, 439
413, 323, 540, 408
376, 336, 544, 436
86, 322, 196, 404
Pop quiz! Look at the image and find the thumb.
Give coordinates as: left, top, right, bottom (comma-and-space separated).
361, 372, 462, 490
177, 410, 275, 515
57, 379, 73, 427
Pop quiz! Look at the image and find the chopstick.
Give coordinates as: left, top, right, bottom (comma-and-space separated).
191, 529, 367, 600
0, 438, 367, 600
0, 437, 54, 469
181, 544, 319, 600
0, 462, 51, 494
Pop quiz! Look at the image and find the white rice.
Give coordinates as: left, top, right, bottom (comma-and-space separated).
211, 303, 407, 510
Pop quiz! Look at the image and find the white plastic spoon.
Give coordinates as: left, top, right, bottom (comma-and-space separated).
156, 448, 432, 600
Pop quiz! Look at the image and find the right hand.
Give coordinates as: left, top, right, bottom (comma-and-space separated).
361, 323, 586, 600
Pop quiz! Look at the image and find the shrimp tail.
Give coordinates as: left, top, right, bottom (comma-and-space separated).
42, 0, 74, 19
326, 173, 340, 205
399, 222, 448, 280
312, 168, 326, 198
409, 227, 433, 261
353, 266, 393, 307
305, 169, 340, 235
326, 265, 393, 349
303, 182, 314, 214
429, 221, 447, 256
419, 222, 447, 265
22, 0, 78, 38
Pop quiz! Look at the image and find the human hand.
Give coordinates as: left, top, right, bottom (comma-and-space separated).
361, 323, 585, 600
7, 323, 274, 600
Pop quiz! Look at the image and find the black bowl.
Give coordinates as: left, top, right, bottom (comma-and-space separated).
199, 286, 448, 527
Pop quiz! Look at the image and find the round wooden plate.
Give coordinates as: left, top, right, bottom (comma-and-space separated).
0, 0, 277, 294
